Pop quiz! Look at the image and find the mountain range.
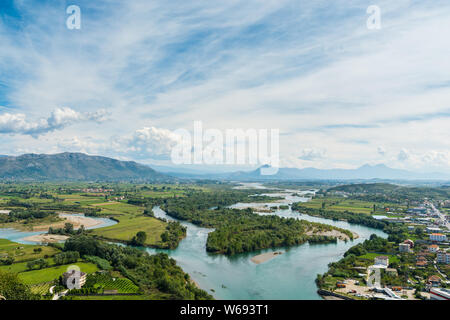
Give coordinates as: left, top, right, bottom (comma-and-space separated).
224, 164, 450, 181
0, 152, 448, 181
0, 153, 169, 182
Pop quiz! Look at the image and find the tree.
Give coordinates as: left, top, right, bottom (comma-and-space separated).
77, 225, 85, 234
131, 231, 147, 246
143, 206, 154, 217
0, 270, 37, 300
64, 223, 74, 234
0, 256, 14, 265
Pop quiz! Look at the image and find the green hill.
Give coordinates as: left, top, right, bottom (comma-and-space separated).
0, 153, 170, 182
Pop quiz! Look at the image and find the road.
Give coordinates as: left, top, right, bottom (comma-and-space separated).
429, 203, 449, 231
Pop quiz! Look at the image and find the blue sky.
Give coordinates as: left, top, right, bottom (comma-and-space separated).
0, 0, 449, 173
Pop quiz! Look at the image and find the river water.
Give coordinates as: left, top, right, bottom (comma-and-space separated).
0, 214, 117, 245
146, 186, 387, 300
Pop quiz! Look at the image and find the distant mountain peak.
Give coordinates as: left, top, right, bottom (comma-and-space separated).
0, 152, 170, 182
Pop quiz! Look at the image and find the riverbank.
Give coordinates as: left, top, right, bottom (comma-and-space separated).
31, 213, 104, 231
250, 251, 283, 264
22, 234, 69, 243
306, 229, 359, 241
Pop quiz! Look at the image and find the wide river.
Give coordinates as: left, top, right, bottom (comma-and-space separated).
147, 185, 388, 300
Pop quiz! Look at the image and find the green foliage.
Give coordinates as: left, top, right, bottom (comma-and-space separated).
84, 255, 112, 270
26, 258, 49, 270
292, 203, 387, 230
159, 221, 186, 249
63, 235, 212, 300
0, 270, 38, 300
53, 251, 80, 265
130, 231, 147, 246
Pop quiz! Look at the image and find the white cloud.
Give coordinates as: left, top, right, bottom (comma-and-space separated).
397, 149, 410, 161
0, 107, 109, 136
112, 127, 182, 160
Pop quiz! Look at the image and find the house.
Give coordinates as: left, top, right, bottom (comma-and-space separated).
416, 256, 428, 267
0, 210, 11, 215
428, 244, 440, 253
62, 270, 87, 289
399, 243, 411, 253
403, 239, 414, 248
427, 275, 441, 287
437, 251, 450, 264
374, 256, 389, 267
430, 233, 447, 242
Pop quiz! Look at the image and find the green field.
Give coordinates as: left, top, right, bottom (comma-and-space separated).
18, 262, 98, 285
90, 202, 144, 216
0, 239, 59, 263
91, 274, 140, 294
59, 194, 106, 206
358, 252, 400, 264
300, 198, 405, 214
91, 214, 167, 246
30, 282, 53, 295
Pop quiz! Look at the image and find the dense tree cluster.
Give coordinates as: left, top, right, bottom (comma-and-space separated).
63, 235, 212, 300
49, 223, 85, 236
53, 251, 80, 265
291, 204, 387, 230
327, 183, 450, 202
160, 221, 186, 249
160, 191, 353, 255
0, 270, 38, 300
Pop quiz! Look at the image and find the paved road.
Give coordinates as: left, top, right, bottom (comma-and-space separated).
429, 203, 449, 231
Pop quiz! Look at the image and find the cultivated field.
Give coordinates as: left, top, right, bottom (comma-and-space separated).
18, 262, 98, 285
0, 239, 59, 263
91, 214, 167, 246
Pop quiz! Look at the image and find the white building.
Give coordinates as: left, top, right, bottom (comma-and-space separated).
437, 251, 450, 264
428, 244, 440, 253
374, 256, 389, 267
399, 243, 411, 253
430, 288, 450, 300
427, 227, 442, 233
430, 233, 447, 242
